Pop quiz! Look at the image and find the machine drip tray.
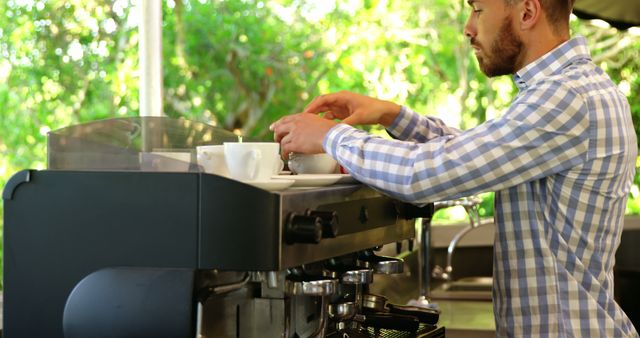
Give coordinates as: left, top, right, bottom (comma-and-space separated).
369, 324, 445, 338
327, 325, 445, 338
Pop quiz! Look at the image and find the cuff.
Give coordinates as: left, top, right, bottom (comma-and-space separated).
322, 123, 355, 158
386, 106, 413, 138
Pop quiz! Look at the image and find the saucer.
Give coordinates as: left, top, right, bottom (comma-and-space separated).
272, 174, 356, 187
243, 179, 295, 191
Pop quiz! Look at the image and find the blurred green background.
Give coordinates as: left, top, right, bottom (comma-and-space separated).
1, 0, 639, 287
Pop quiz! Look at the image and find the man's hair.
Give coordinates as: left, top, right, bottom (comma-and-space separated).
507, 0, 575, 33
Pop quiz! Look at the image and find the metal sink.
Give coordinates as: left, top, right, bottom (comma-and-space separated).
430, 276, 493, 301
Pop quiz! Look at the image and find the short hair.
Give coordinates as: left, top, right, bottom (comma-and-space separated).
506, 0, 575, 32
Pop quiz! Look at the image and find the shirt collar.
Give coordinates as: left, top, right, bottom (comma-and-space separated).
513, 36, 591, 90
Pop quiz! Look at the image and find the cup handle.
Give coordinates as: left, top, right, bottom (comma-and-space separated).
248, 149, 262, 180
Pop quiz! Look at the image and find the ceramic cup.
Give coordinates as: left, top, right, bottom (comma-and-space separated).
223, 142, 284, 181
288, 153, 338, 175
196, 145, 229, 177
139, 151, 192, 172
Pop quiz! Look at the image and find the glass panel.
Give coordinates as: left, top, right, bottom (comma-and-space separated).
47, 117, 244, 171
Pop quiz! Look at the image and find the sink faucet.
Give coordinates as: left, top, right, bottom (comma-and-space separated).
431, 196, 483, 281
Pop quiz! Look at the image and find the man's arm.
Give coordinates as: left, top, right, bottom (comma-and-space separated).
324, 82, 590, 204
386, 106, 463, 142
270, 91, 462, 156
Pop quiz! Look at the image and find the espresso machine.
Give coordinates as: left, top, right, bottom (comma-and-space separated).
2, 117, 444, 337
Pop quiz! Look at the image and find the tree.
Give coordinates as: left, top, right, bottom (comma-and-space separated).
1, 0, 640, 285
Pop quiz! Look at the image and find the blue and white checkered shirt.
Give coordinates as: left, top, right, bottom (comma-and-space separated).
323, 36, 638, 337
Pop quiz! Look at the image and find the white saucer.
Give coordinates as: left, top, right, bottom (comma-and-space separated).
243, 179, 295, 191
272, 174, 356, 187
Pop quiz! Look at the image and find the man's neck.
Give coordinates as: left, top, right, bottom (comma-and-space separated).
517, 29, 570, 72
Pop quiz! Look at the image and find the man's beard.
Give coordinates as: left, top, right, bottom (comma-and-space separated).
474, 15, 524, 77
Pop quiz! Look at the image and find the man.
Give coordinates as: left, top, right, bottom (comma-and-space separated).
270, 0, 638, 336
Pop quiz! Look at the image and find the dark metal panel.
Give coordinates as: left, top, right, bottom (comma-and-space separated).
198, 173, 281, 270
3, 170, 200, 338
63, 267, 196, 338
281, 220, 415, 268
1, 169, 30, 200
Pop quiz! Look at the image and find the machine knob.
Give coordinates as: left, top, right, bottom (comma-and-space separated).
285, 213, 322, 244
306, 210, 339, 238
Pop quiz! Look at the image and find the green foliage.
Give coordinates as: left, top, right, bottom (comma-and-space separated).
162, 0, 328, 138
1, 0, 640, 288
1, 0, 139, 167
432, 192, 495, 224
159, 0, 512, 139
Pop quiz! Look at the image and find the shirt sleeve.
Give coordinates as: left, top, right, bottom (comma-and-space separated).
323, 81, 590, 204
386, 106, 462, 141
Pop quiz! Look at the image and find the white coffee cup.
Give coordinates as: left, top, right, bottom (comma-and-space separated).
224, 142, 284, 181
197, 145, 229, 177
288, 153, 338, 175
139, 151, 192, 172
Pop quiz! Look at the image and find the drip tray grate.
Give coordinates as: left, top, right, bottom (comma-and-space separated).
366, 324, 445, 338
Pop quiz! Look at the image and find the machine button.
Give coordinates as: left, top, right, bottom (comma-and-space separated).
306, 210, 339, 238
285, 213, 323, 244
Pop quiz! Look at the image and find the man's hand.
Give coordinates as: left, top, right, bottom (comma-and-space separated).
269, 113, 339, 158
303, 90, 402, 127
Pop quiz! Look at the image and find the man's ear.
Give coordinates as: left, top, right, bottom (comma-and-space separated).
519, 0, 542, 30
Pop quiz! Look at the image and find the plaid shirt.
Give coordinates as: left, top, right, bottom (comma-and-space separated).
323, 37, 638, 337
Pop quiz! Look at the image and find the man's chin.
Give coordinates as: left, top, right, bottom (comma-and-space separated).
476, 59, 491, 77
477, 60, 511, 77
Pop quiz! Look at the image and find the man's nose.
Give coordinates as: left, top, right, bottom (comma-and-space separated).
464, 14, 476, 39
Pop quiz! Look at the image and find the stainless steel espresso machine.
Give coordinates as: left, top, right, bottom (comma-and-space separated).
2, 117, 444, 338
